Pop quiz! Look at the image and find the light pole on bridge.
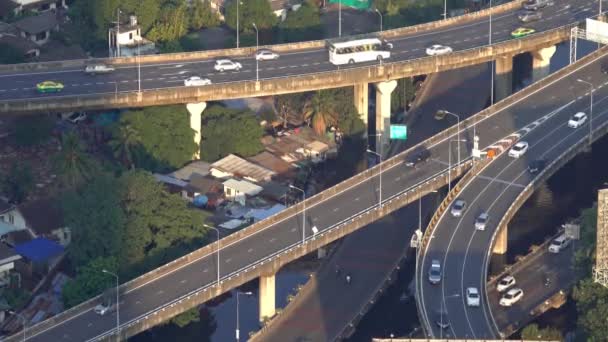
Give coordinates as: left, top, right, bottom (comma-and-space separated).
577, 79, 594, 147
101, 269, 120, 342
448, 139, 467, 193
203, 224, 221, 288
289, 184, 306, 245
253, 23, 259, 82
374, 8, 383, 33
366, 149, 382, 209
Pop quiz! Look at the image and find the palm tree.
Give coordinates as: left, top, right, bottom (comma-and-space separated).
53, 132, 95, 188
109, 124, 141, 170
303, 90, 338, 135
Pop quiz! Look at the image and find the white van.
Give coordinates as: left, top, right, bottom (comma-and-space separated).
548, 234, 571, 253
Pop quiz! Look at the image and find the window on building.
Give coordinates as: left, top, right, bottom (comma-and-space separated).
35, 31, 47, 41
8, 214, 14, 225
129, 33, 133, 40
0, 216, 4, 222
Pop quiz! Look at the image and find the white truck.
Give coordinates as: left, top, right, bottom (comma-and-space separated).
84, 64, 115, 75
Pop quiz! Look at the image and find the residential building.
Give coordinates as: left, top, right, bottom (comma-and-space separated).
169, 160, 211, 181
0, 32, 39, 58
13, 10, 58, 45
2, 198, 70, 247
207, 0, 302, 21
0, 243, 21, 287
223, 178, 263, 205
248, 151, 294, 178
0, 0, 67, 19
210, 154, 276, 183
108, 15, 156, 57
297, 141, 330, 163
183, 173, 223, 203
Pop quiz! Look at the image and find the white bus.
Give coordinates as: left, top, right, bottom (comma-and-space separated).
328, 38, 393, 65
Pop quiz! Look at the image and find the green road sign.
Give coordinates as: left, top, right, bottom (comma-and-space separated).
390, 125, 407, 140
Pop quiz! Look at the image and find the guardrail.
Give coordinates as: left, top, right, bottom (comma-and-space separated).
0, 0, 524, 74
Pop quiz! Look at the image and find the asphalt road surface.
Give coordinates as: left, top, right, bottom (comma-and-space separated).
0, 0, 597, 103
418, 51, 608, 339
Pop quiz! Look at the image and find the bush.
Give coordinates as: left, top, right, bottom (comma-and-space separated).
12, 115, 54, 147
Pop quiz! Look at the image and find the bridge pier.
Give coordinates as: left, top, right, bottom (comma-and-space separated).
531, 45, 556, 83
493, 224, 508, 255
494, 55, 513, 101
354, 83, 369, 127
186, 102, 206, 159
259, 273, 276, 323
375, 80, 397, 152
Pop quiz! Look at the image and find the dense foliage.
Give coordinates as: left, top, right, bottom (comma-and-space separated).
1, 162, 33, 204
520, 324, 563, 340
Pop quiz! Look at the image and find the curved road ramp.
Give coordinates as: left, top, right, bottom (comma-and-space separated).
372, 340, 559, 342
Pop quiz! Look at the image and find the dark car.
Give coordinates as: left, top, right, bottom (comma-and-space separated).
406, 147, 432, 167
602, 62, 608, 75
528, 159, 547, 174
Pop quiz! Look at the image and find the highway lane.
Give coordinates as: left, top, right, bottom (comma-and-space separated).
19, 52, 595, 341
419, 51, 608, 339
0, 0, 599, 102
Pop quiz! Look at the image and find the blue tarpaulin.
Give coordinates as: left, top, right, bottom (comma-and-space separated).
15, 238, 64, 263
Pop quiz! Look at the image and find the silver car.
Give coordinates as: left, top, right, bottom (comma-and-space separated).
518, 10, 542, 23
523, 0, 552, 10
475, 212, 489, 230
450, 199, 467, 217
214, 59, 242, 72
428, 259, 441, 284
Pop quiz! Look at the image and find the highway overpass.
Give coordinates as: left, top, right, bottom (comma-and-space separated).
416, 45, 608, 339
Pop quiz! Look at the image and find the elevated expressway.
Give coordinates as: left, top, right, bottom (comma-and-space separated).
416, 46, 608, 339
9, 39, 606, 342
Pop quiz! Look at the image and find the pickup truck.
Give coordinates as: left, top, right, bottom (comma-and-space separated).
84, 64, 115, 75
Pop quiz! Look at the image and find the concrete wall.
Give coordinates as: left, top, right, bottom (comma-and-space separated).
0, 25, 572, 115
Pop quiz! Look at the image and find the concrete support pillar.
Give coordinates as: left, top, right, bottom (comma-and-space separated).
186, 102, 207, 159
531, 45, 556, 83
259, 273, 276, 322
494, 55, 513, 102
317, 247, 327, 259
353, 83, 368, 126
493, 225, 508, 255
374, 80, 397, 153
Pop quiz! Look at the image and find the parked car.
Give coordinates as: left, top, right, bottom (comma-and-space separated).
499, 288, 524, 306
511, 27, 536, 38
475, 212, 489, 231
548, 234, 571, 253
84, 64, 115, 75
426, 44, 453, 56
67, 112, 87, 124
466, 287, 481, 307
497, 275, 516, 292
36, 81, 64, 93
405, 147, 431, 167
568, 112, 587, 128
528, 159, 546, 174
523, 0, 552, 10
255, 49, 279, 61
518, 10, 542, 22
214, 59, 242, 72
508, 141, 529, 158
428, 259, 442, 284
451, 199, 467, 217
184, 76, 212, 87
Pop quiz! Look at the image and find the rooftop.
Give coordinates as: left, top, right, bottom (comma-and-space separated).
14, 10, 57, 34
211, 154, 275, 182
18, 198, 65, 235
0, 32, 39, 53
15, 237, 63, 263
0, 197, 13, 214
248, 151, 292, 175
223, 178, 263, 195
0, 243, 19, 264
169, 161, 211, 181
186, 174, 222, 194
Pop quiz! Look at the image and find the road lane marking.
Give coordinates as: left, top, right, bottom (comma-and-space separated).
269, 238, 277, 243
180, 279, 187, 284
203, 268, 209, 273
225, 258, 232, 263
157, 290, 164, 295
333, 207, 339, 212
290, 228, 296, 232
248, 248, 254, 253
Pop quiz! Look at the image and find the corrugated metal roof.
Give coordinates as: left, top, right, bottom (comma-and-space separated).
211, 154, 275, 182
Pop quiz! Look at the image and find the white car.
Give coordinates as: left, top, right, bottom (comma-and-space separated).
84, 64, 115, 74
67, 112, 87, 124
497, 275, 516, 292
426, 44, 453, 56
184, 76, 212, 87
94, 303, 111, 315
214, 59, 242, 72
548, 234, 571, 253
475, 212, 489, 231
428, 259, 442, 284
508, 141, 529, 158
568, 112, 587, 128
499, 288, 524, 307
450, 199, 467, 217
466, 287, 481, 307
255, 49, 279, 61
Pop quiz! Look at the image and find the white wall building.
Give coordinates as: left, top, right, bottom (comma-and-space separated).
108, 15, 156, 57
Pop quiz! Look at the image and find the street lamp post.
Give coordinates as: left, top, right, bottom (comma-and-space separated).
374, 9, 383, 33
9, 311, 26, 342
448, 139, 466, 193
102, 269, 120, 341
253, 23, 259, 81
366, 149, 382, 209
577, 79, 594, 146
236, 0, 240, 48
441, 110, 461, 163
116, 9, 121, 57
236, 291, 253, 342
439, 293, 460, 339
289, 185, 306, 244
137, 40, 141, 93
489, 0, 494, 105
368, 133, 383, 158
443, 0, 447, 20
203, 224, 221, 287
339, 0, 342, 37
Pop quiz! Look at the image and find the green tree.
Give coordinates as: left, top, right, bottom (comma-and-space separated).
12, 115, 54, 147
53, 133, 96, 188
275, 92, 309, 126
574, 205, 597, 272
190, 0, 219, 30
391, 77, 417, 113
200, 106, 264, 162
279, 1, 323, 43
119, 171, 206, 271
225, 0, 277, 36
0, 43, 25, 64
109, 123, 141, 170
62, 257, 118, 308
146, 1, 189, 43
573, 278, 608, 340
117, 105, 197, 172
304, 90, 339, 135
520, 324, 563, 340
1, 162, 33, 204
171, 308, 200, 328
62, 174, 125, 269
